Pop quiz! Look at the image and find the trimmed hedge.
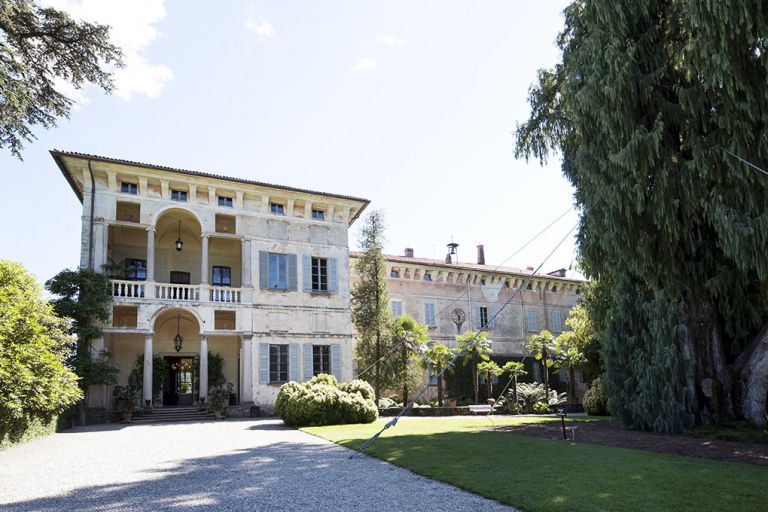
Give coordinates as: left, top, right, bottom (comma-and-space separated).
275, 374, 378, 427
0, 415, 58, 449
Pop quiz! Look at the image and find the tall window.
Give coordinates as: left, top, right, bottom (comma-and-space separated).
479, 306, 489, 329
311, 209, 325, 220
121, 182, 138, 194
527, 308, 538, 331
124, 259, 146, 281
552, 309, 562, 332
424, 303, 436, 327
212, 266, 231, 287
423, 272, 432, 281
218, 196, 233, 208
390, 269, 400, 278
311, 257, 328, 292
269, 344, 288, 383
270, 202, 285, 214
391, 300, 403, 317
171, 189, 187, 201
269, 253, 288, 289
313, 345, 330, 375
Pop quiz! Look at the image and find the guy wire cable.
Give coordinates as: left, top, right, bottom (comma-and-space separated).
355, 205, 575, 380
350, 221, 579, 459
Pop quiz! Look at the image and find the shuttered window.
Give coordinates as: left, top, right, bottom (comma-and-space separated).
424, 303, 436, 327
527, 308, 538, 332
313, 345, 331, 375
391, 300, 403, 317
552, 309, 562, 332
269, 344, 289, 383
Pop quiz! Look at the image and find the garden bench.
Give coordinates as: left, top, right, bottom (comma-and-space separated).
468, 404, 495, 415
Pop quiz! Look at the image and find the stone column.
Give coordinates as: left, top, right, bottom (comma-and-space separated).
241, 239, 252, 287
143, 334, 153, 405
241, 334, 254, 404
199, 335, 208, 402
201, 235, 209, 285
146, 228, 156, 282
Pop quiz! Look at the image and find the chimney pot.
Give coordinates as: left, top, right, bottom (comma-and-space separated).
526, 266, 535, 272
404, 247, 414, 258
476, 244, 485, 265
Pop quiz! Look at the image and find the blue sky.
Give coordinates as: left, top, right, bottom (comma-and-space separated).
0, 0, 579, 284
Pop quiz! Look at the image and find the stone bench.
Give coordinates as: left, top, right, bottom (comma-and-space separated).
468, 405, 496, 414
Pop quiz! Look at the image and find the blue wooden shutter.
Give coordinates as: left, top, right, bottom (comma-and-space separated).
287, 254, 298, 291
328, 257, 338, 293
490, 307, 497, 329
302, 255, 312, 291
259, 251, 269, 289
331, 343, 341, 381
303, 344, 314, 381
258, 343, 269, 384
288, 343, 299, 381
476, 307, 482, 329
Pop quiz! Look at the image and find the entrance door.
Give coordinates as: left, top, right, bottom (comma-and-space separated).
163, 357, 195, 406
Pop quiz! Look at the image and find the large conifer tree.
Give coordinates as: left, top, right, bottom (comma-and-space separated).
516, 1, 768, 431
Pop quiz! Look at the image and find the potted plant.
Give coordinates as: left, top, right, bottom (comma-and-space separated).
113, 385, 140, 422
208, 385, 228, 418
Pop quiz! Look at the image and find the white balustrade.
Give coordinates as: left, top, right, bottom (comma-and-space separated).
155, 283, 201, 301
111, 280, 145, 298
209, 286, 242, 303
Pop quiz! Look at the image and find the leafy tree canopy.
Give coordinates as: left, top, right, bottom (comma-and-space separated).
0, 0, 123, 158
0, 260, 82, 442
515, 1, 768, 430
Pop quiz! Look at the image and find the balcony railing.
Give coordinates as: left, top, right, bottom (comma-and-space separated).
111, 280, 243, 304
112, 280, 145, 298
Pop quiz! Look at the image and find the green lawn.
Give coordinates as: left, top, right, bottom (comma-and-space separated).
303, 416, 768, 512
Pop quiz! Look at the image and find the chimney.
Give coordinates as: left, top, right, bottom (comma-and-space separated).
526, 266, 535, 272
476, 244, 485, 265
404, 247, 414, 258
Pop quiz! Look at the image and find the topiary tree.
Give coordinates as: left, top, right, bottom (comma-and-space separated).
0, 261, 82, 443
421, 341, 456, 406
457, 331, 493, 404
275, 376, 378, 427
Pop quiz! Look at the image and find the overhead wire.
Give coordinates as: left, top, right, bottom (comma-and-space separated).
350, 220, 579, 458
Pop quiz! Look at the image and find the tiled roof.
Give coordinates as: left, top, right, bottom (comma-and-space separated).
50, 149, 371, 206
350, 252, 585, 282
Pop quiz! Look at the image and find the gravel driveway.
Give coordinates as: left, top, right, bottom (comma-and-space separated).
0, 419, 516, 511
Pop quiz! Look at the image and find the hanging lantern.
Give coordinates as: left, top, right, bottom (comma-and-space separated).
174, 314, 183, 352
175, 219, 183, 252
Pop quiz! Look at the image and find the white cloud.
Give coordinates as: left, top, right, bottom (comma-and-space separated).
352, 57, 379, 72
377, 35, 405, 46
42, 0, 172, 101
244, 3, 275, 38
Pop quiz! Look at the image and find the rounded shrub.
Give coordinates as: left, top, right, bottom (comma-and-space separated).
275, 377, 378, 427
532, 402, 551, 414
583, 377, 609, 416
339, 379, 375, 401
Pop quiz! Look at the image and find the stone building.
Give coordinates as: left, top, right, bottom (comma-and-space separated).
351, 245, 586, 391
53, 150, 368, 410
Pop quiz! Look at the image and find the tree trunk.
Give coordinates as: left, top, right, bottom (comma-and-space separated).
472, 354, 479, 404
374, 327, 381, 405
437, 373, 444, 406
734, 324, 768, 427
542, 350, 550, 402
568, 366, 577, 404
402, 346, 408, 406
512, 375, 518, 406
681, 298, 735, 425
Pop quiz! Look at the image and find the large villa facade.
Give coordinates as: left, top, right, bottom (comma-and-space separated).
54, 150, 586, 411
53, 150, 368, 411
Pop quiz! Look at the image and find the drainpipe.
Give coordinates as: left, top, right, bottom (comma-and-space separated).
87, 159, 96, 270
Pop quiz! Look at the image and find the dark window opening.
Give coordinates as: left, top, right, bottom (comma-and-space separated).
124, 259, 146, 281
218, 196, 233, 208
269, 344, 289, 383
311, 209, 325, 220
311, 257, 328, 292
212, 266, 231, 286
270, 202, 285, 214
121, 182, 138, 194
170, 271, 191, 284
313, 345, 330, 375
480, 306, 489, 329
171, 189, 188, 201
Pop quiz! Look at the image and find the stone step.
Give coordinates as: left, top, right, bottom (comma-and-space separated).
130, 413, 217, 424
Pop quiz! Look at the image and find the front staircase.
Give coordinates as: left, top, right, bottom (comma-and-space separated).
130, 406, 216, 424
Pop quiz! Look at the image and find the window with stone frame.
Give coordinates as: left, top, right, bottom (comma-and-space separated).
212, 266, 232, 287
313, 345, 331, 375
269, 344, 289, 383
311, 257, 328, 292
121, 182, 138, 194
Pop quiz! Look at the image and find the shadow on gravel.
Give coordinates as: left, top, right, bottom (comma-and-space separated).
2, 438, 475, 512
247, 423, 290, 431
